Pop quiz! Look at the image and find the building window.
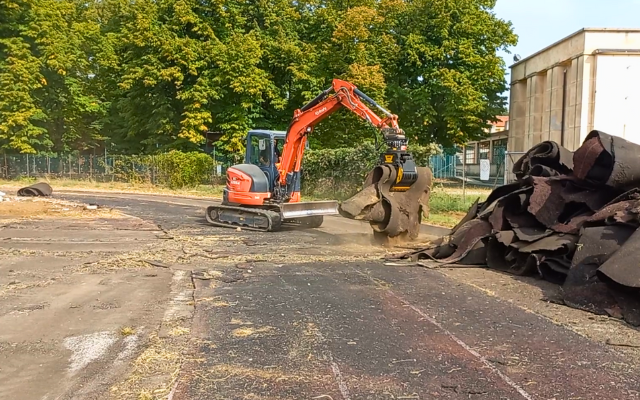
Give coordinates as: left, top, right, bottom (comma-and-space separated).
478, 141, 490, 160
492, 139, 508, 161
465, 145, 476, 164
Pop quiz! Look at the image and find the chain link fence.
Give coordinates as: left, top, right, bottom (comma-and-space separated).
1, 148, 523, 187
426, 142, 513, 187
0, 153, 234, 183
503, 151, 527, 184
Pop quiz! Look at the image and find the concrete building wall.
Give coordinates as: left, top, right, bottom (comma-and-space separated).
591, 55, 640, 143
507, 28, 640, 155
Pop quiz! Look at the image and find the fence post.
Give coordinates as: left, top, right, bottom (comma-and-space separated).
504, 151, 509, 186
462, 145, 466, 203
453, 150, 457, 178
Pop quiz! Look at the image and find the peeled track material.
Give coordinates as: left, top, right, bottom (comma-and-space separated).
389, 129, 640, 327
17, 182, 53, 197
338, 165, 432, 240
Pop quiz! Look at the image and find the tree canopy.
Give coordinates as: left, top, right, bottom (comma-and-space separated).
0, 0, 517, 155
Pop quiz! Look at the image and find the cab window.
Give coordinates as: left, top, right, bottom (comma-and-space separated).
274, 139, 284, 163
249, 136, 272, 166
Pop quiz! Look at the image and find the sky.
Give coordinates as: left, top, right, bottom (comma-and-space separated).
493, 0, 640, 95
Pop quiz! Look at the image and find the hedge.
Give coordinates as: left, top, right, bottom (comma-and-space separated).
101, 150, 216, 189
301, 143, 439, 199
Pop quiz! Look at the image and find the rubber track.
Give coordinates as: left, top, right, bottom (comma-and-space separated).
205, 204, 282, 232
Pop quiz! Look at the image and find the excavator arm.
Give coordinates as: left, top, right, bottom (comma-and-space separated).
275, 78, 418, 201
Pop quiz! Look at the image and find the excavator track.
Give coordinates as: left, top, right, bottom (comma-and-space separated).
205, 204, 283, 232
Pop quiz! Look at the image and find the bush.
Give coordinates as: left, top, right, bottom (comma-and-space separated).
101, 151, 214, 188
152, 151, 215, 189
301, 143, 439, 200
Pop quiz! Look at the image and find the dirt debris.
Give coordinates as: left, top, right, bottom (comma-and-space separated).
0, 195, 122, 220
109, 332, 184, 400
231, 326, 273, 338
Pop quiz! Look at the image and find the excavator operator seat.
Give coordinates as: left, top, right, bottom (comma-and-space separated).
243, 129, 308, 195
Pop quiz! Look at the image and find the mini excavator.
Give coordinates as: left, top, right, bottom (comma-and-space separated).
205, 78, 421, 232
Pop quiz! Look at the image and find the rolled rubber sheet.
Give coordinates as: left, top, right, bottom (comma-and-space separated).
17, 182, 53, 196
513, 140, 574, 179
338, 165, 433, 240
389, 129, 640, 326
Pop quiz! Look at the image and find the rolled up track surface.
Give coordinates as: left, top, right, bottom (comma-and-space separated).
17, 182, 53, 197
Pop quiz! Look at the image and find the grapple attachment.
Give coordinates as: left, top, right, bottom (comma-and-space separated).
338, 164, 432, 241
377, 127, 420, 192
379, 150, 419, 192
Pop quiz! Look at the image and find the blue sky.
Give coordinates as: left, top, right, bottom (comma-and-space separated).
494, 0, 640, 89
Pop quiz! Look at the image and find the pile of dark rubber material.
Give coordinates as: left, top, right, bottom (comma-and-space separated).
391, 130, 640, 326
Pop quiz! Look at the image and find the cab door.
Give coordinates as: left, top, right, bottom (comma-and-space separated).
246, 133, 276, 191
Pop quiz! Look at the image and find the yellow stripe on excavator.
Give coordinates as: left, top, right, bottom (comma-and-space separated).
396, 166, 403, 183
390, 186, 411, 192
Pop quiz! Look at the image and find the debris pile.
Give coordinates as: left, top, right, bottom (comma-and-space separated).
390, 130, 640, 326
339, 165, 433, 240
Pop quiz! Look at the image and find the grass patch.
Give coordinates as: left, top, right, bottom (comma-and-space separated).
428, 185, 490, 214
425, 184, 491, 228
425, 211, 468, 228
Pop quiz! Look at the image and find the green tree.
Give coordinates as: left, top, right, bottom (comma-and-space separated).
26, 0, 108, 153
386, 0, 517, 147
0, 0, 517, 155
0, 0, 49, 153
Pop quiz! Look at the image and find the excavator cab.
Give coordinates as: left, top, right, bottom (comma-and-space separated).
245, 130, 284, 192
245, 130, 307, 195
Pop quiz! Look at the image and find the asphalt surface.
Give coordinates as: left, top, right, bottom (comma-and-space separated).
56, 190, 452, 236
56, 192, 640, 400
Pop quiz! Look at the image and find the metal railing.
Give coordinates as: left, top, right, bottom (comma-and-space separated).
427, 151, 510, 187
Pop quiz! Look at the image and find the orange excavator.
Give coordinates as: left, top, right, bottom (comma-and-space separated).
205, 78, 421, 232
